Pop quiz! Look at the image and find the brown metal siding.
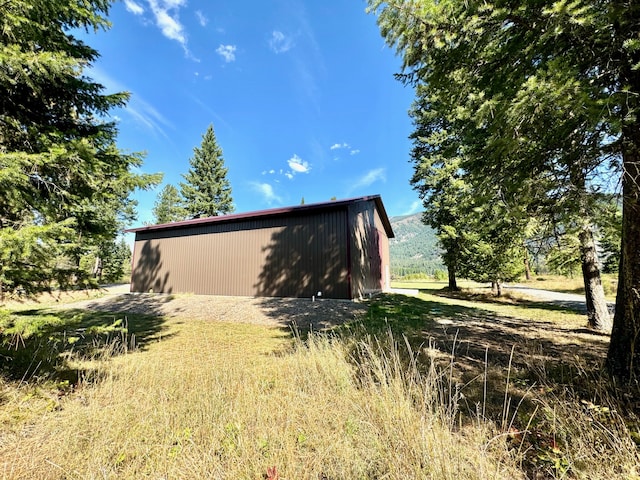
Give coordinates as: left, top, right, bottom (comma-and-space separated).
131, 209, 350, 298
373, 208, 391, 291
347, 201, 373, 298
347, 200, 391, 298
348, 206, 366, 299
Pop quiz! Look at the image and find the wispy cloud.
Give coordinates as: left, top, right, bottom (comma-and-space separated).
261, 155, 311, 181
401, 200, 422, 216
124, 0, 144, 15
195, 10, 208, 26
186, 94, 232, 131
288, 154, 310, 174
90, 66, 172, 138
125, 0, 197, 59
250, 182, 282, 204
148, 0, 186, 44
278, 3, 324, 115
349, 168, 386, 192
331, 142, 359, 157
330, 142, 350, 150
269, 31, 294, 53
126, 101, 173, 139
216, 44, 237, 62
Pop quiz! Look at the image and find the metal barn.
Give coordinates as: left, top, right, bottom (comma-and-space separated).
127, 195, 394, 299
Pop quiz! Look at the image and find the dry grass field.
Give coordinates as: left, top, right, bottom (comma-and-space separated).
1, 285, 639, 479
518, 274, 619, 300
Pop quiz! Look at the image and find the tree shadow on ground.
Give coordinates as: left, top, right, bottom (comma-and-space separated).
339, 293, 611, 422
437, 286, 616, 315
70, 292, 369, 338
349, 292, 607, 363
76, 293, 182, 317
1, 305, 170, 383
256, 297, 368, 336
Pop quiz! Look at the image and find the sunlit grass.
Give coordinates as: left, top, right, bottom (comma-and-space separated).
520, 274, 618, 301
2, 289, 638, 479
392, 273, 619, 302
1, 287, 107, 311
390, 282, 585, 326
421, 290, 586, 326
391, 279, 486, 291
0, 318, 520, 479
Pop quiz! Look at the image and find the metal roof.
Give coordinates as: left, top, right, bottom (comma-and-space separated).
126, 194, 395, 238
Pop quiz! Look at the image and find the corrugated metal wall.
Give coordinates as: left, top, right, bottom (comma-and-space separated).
131, 209, 351, 298
348, 200, 390, 298
374, 207, 391, 291
348, 203, 367, 298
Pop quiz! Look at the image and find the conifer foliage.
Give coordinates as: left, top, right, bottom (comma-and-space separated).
180, 125, 234, 218
0, 0, 159, 298
152, 184, 186, 224
369, 0, 640, 382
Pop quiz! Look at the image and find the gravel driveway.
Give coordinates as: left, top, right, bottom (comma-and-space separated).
54, 283, 613, 332
505, 284, 615, 314
62, 287, 368, 332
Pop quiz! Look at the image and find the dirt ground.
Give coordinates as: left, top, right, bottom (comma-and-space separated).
44, 285, 611, 372
60, 290, 369, 332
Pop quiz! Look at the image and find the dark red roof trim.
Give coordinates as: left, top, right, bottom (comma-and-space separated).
127, 194, 394, 238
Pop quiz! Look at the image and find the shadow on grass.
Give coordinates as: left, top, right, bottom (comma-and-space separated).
427, 286, 619, 320
76, 293, 180, 316
338, 293, 611, 422
434, 286, 616, 316
1, 307, 170, 383
256, 297, 369, 340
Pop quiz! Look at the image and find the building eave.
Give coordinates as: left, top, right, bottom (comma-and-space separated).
126, 194, 395, 238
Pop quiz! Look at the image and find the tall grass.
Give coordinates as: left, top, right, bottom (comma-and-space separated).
1, 319, 521, 479
3, 292, 639, 479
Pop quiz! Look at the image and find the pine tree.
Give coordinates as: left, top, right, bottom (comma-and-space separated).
89, 238, 131, 283
153, 184, 186, 224
0, 0, 159, 299
369, 0, 639, 379
180, 125, 234, 218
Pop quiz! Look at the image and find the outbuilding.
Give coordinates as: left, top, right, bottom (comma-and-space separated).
127, 195, 394, 299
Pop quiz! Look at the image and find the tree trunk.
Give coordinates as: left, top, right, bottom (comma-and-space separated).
578, 225, 611, 331
92, 256, 103, 280
523, 250, 532, 281
447, 262, 458, 290
605, 30, 640, 383
607, 189, 640, 382
606, 115, 640, 382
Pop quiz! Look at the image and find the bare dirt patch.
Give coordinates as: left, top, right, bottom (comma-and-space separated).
59, 292, 368, 332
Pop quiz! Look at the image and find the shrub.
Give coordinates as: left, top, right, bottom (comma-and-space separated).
433, 269, 448, 281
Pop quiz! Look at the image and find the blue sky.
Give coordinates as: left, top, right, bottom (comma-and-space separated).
85, 0, 421, 228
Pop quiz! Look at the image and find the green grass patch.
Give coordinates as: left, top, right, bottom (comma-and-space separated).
1, 307, 166, 382
393, 273, 619, 301
341, 291, 639, 478
527, 274, 618, 300
391, 279, 486, 291
2, 291, 638, 479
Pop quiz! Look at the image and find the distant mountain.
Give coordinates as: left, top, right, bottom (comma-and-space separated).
388, 213, 443, 277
